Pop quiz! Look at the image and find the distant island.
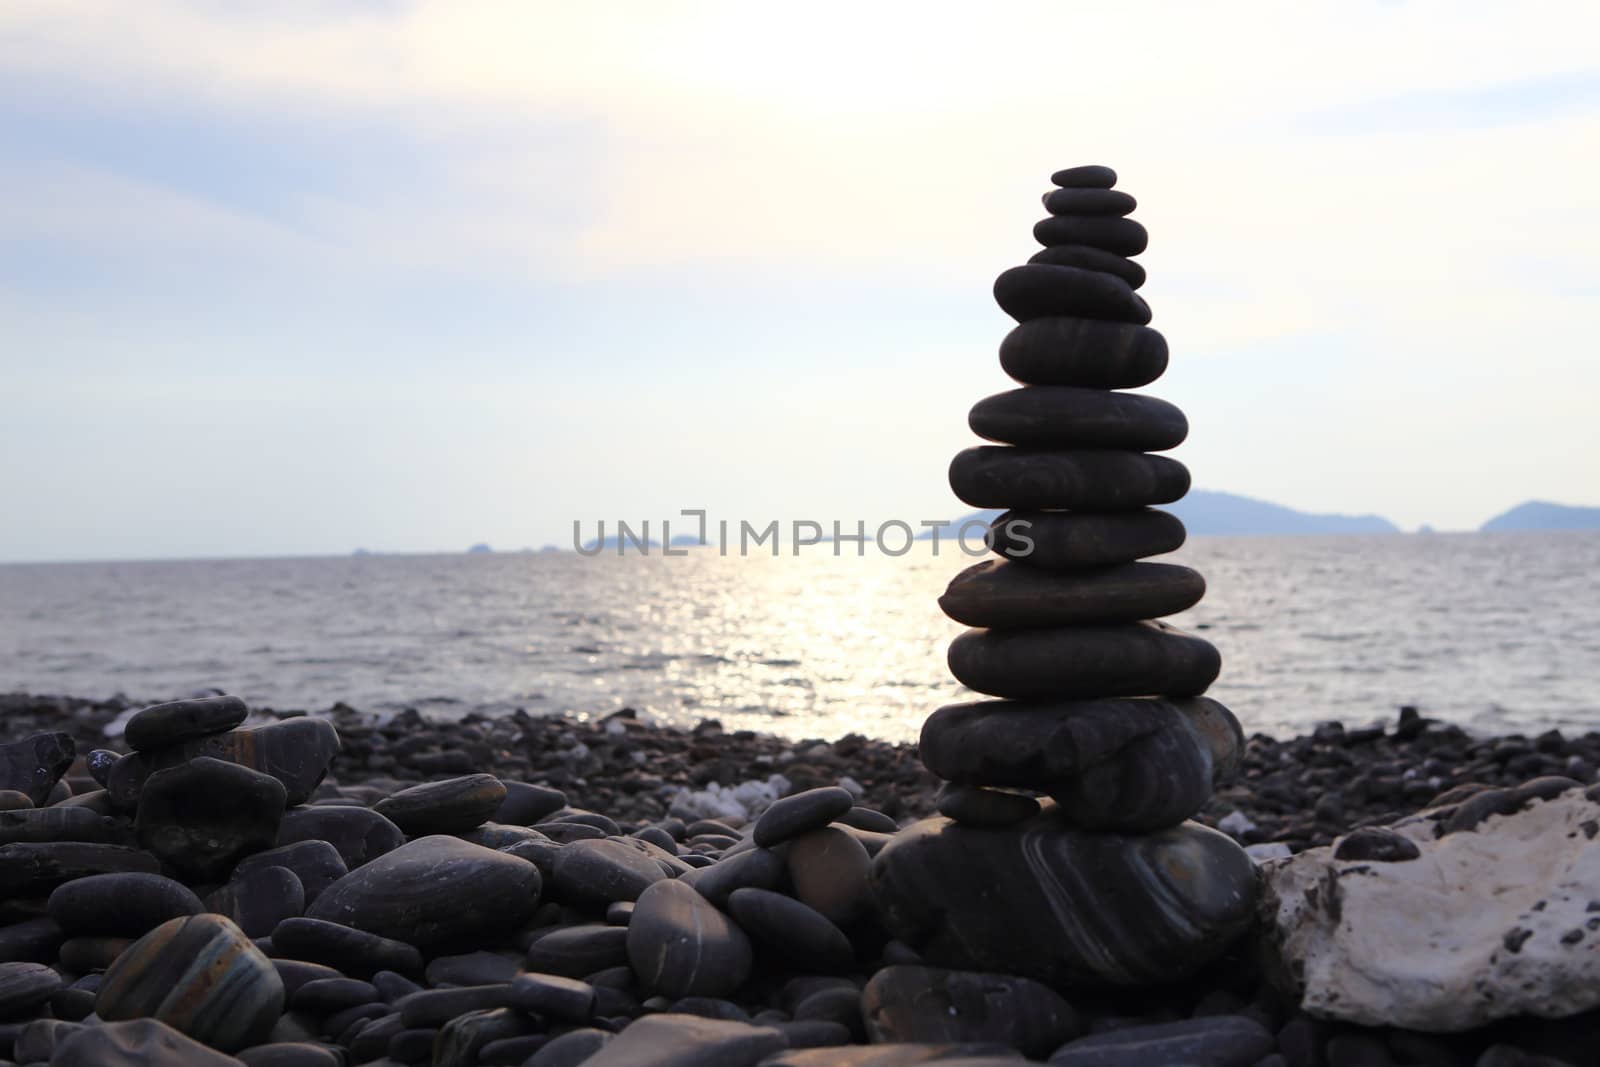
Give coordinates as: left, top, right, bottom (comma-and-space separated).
923, 489, 1400, 541
467, 543, 493, 554
1480, 500, 1600, 532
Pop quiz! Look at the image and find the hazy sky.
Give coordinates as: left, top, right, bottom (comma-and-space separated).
4, 1, 1598, 562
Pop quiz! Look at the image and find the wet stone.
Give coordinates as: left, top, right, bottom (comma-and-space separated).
680, 846, 787, 907
862, 964, 1080, 1059
97, 913, 284, 1052
753, 787, 855, 847
549, 837, 666, 907
495, 781, 570, 825
939, 559, 1204, 628
993, 264, 1151, 325
948, 447, 1190, 511
47, 871, 203, 937
306, 835, 541, 954
372, 774, 507, 836
206, 866, 307, 939
124, 695, 249, 752
627, 879, 753, 999
87, 748, 119, 786
946, 621, 1221, 701
727, 888, 855, 974
234, 840, 348, 905
270, 917, 423, 978
999, 317, 1167, 389
136, 756, 288, 881
0, 732, 74, 807
988, 509, 1186, 569
52, 1017, 248, 1066
968, 387, 1187, 452
1033, 214, 1148, 256
276, 805, 404, 869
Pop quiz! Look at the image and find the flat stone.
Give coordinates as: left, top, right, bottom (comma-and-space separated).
276, 805, 403, 869
727, 889, 855, 973
1033, 214, 1148, 256
1050, 165, 1116, 188
627, 879, 753, 998
0, 806, 121, 845
124, 695, 249, 751
939, 559, 1203, 628
47, 872, 203, 937
0, 732, 74, 807
947, 621, 1220, 700
580, 1012, 785, 1067
528, 1027, 614, 1065
508, 972, 597, 1022
1261, 788, 1600, 1030
495, 781, 569, 825
680, 847, 788, 907
109, 718, 340, 808
988, 509, 1186, 568
525, 923, 631, 978
372, 774, 506, 836
307, 835, 540, 954
999, 317, 1167, 389
935, 785, 1039, 827
136, 757, 287, 881
0, 961, 62, 1017
287, 975, 377, 1013
433, 1006, 532, 1064
270, 917, 423, 978
52, 1017, 247, 1066
753, 787, 855, 847
0, 842, 160, 896
871, 809, 1257, 987
921, 697, 1243, 832
97, 914, 284, 1052
949, 447, 1189, 511
235, 1043, 342, 1066
1047, 1015, 1275, 1066
968, 387, 1186, 451
0, 916, 65, 963
863, 964, 1080, 1058
785, 826, 873, 927
1041, 187, 1136, 216
993, 265, 1151, 325
395, 984, 511, 1027
1028, 245, 1145, 289
550, 837, 667, 907
206, 866, 306, 939
426, 949, 521, 986
234, 840, 348, 904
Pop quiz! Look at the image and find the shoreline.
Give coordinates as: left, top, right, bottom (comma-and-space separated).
8, 690, 1595, 854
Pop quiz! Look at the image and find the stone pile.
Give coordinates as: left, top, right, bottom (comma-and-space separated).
871, 165, 1260, 988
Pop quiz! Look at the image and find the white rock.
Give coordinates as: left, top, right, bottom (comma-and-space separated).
837, 776, 865, 799
1218, 810, 1257, 837
1261, 787, 1600, 1031
666, 774, 792, 823
1245, 842, 1292, 864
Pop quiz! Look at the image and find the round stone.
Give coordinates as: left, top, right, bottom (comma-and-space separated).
205, 866, 306, 939
1033, 214, 1148, 256
1000, 317, 1167, 389
948, 447, 1190, 510
784, 827, 873, 928
306, 835, 541, 954
109, 718, 340, 810
870, 810, 1257, 987
87, 749, 119, 786
0, 961, 63, 1017
1041, 187, 1136, 216
0, 732, 74, 807
678, 846, 787, 907
861, 964, 1080, 1057
0, 789, 30, 811
372, 774, 507, 836
968, 387, 1187, 451
989, 509, 1187, 568
1029, 244, 1146, 289
136, 757, 287, 881
124, 696, 248, 752
47, 872, 203, 937
233, 840, 348, 904
921, 697, 1244, 832
508, 972, 596, 1023
97, 913, 284, 1052
494, 781, 569, 825
727, 888, 855, 973
276, 805, 403, 869
1051, 164, 1116, 188
992, 265, 1150, 325
938, 559, 1204, 627
550, 837, 667, 907
627, 879, 753, 998
947, 621, 1220, 700
52, 1018, 248, 1066
524, 923, 630, 977
752, 787, 855, 847
270, 917, 423, 978
935, 784, 1040, 827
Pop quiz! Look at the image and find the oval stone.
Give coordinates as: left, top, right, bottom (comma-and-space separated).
109, 718, 340, 809
948, 448, 1190, 511
968, 387, 1187, 451
306, 835, 541, 954
524, 923, 630, 977
727, 889, 854, 974
989, 509, 1186, 568
870, 811, 1257, 987
993, 265, 1151, 326
999, 317, 1167, 389
48, 872, 203, 937
0, 961, 62, 1017
0, 842, 160, 896
1041, 187, 1135, 216
861, 964, 1080, 1058
205, 866, 306, 939
372, 774, 506, 836
1050, 164, 1116, 188
52, 1017, 247, 1066
1029, 244, 1146, 289
935, 784, 1040, 827
939, 559, 1204, 628
136, 757, 287, 881
97, 914, 284, 1052
0, 806, 120, 845
784, 827, 873, 928
549, 837, 667, 907
276, 805, 403, 869
269, 917, 423, 978
753, 787, 855, 847
233, 840, 347, 904
1033, 214, 1148, 256
124, 696, 248, 752
948, 622, 1220, 700
627, 879, 753, 999
0, 732, 74, 807
921, 697, 1243, 831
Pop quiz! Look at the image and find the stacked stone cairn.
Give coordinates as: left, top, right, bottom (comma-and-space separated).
871, 164, 1261, 989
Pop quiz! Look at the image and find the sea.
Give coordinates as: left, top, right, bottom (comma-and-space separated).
2, 532, 1597, 744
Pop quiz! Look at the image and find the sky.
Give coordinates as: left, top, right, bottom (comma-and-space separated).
3, 1, 1599, 562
